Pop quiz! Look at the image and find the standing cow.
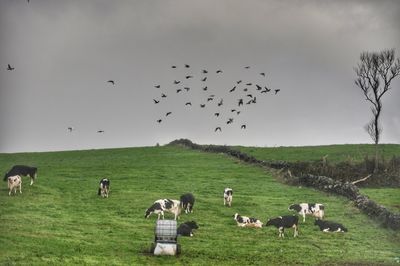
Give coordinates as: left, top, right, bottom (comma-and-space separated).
288, 203, 325, 222
4, 165, 37, 186
224, 188, 233, 207
98, 178, 110, 198
180, 193, 195, 214
8, 175, 22, 196
145, 199, 181, 220
265, 215, 299, 238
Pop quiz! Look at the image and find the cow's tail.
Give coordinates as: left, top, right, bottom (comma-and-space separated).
98, 188, 101, 195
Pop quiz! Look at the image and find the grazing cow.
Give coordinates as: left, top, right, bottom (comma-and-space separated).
265, 215, 299, 238
180, 193, 195, 214
224, 188, 233, 207
177, 221, 199, 237
314, 219, 348, 232
8, 175, 22, 196
4, 165, 37, 186
233, 213, 263, 228
288, 203, 325, 222
98, 178, 110, 198
145, 199, 181, 220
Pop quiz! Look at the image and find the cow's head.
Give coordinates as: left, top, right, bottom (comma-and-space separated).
144, 208, 152, 219
288, 204, 302, 212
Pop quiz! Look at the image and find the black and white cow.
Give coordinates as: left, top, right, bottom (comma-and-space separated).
180, 193, 195, 214
265, 215, 299, 238
8, 175, 22, 196
233, 213, 263, 228
98, 178, 110, 198
177, 221, 199, 237
314, 219, 348, 232
288, 203, 325, 222
224, 188, 233, 207
4, 165, 37, 186
145, 199, 181, 220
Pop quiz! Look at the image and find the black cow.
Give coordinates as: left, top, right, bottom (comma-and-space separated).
98, 178, 110, 198
4, 165, 37, 186
177, 221, 199, 237
180, 193, 195, 214
314, 219, 348, 232
265, 215, 299, 238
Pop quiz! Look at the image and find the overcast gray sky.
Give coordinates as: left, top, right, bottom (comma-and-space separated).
1, 0, 399, 153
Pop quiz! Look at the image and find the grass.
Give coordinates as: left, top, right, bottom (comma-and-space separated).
360, 188, 400, 213
0, 145, 399, 265
234, 144, 400, 163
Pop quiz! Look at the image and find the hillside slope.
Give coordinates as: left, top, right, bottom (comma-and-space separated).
0, 146, 399, 265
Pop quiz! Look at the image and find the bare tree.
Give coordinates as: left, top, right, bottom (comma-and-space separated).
354, 49, 400, 172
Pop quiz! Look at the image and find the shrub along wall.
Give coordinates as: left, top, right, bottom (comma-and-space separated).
169, 139, 400, 230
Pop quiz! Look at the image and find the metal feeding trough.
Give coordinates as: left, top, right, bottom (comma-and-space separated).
150, 220, 181, 256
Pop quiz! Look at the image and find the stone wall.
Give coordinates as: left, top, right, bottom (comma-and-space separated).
169, 139, 400, 230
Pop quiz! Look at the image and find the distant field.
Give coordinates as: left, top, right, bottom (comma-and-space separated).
0, 146, 399, 265
234, 144, 400, 163
361, 188, 400, 213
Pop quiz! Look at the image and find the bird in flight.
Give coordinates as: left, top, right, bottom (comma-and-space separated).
256, 84, 262, 91
97, 130, 105, 133
238, 99, 243, 106
153, 99, 160, 104
207, 97, 214, 102
200, 104, 206, 108
237, 80, 242, 84
161, 93, 167, 98
157, 119, 162, 123
67, 127, 74, 132
203, 86, 208, 91
227, 118, 234, 124
176, 89, 182, 93
107, 80, 115, 85
174, 80, 181, 84
246, 83, 252, 86
214, 113, 220, 117
241, 125, 247, 129
186, 75, 193, 79
171, 65, 177, 68
216, 69, 223, 73
7, 64, 15, 71
185, 102, 192, 106
274, 89, 280, 94
185, 64, 190, 68
184, 87, 190, 92
154, 85, 161, 88
218, 99, 223, 106
260, 73, 265, 77
202, 69, 208, 74
229, 86, 236, 93
166, 112, 172, 116
244, 66, 250, 69
201, 77, 207, 82
215, 127, 222, 132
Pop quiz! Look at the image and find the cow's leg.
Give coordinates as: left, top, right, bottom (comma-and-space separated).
279, 227, 284, 238
293, 225, 298, 237
30, 177, 34, 186
19, 183, 22, 194
224, 198, 226, 206
302, 211, 306, 222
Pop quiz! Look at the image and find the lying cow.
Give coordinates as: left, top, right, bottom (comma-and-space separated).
314, 219, 348, 232
98, 178, 110, 198
265, 215, 299, 238
8, 175, 22, 196
288, 203, 325, 222
180, 193, 195, 214
145, 199, 181, 220
177, 221, 199, 237
224, 188, 233, 207
4, 165, 37, 186
233, 213, 263, 228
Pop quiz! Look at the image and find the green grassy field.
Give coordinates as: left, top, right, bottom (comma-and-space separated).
0, 146, 399, 265
235, 144, 400, 163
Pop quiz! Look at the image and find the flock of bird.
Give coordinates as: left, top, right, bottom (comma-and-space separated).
6, 61, 281, 135
152, 64, 281, 133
